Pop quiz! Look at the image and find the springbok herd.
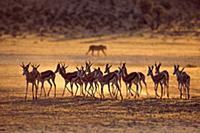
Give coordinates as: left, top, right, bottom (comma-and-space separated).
20, 61, 190, 101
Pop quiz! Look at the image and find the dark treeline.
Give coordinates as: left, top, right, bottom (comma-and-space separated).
0, 0, 200, 38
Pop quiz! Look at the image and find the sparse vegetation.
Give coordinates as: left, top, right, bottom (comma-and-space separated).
0, 0, 199, 38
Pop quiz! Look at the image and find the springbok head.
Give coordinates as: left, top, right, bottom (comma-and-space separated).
20, 62, 31, 75
94, 67, 103, 78
55, 63, 61, 73
173, 64, 185, 75
85, 61, 93, 73
120, 62, 128, 75
76, 66, 85, 77
31, 64, 40, 70
155, 62, 161, 75
104, 63, 112, 73
147, 65, 154, 76
60, 63, 68, 74
31, 64, 40, 76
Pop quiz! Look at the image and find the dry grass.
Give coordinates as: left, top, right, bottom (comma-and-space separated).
0, 34, 200, 133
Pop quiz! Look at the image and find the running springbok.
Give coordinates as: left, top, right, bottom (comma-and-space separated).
120, 63, 141, 98
86, 45, 107, 56
97, 66, 123, 100
155, 62, 169, 98
20, 62, 38, 100
173, 65, 190, 99
31, 64, 57, 97
147, 66, 168, 99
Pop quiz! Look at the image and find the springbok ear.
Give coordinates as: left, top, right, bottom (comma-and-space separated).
76, 67, 80, 71
174, 64, 176, 69
26, 62, 31, 67
63, 63, 66, 67
61, 62, 65, 67
155, 62, 157, 67
177, 65, 180, 69
151, 65, 154, 69
158, 62, 161, 68
64, 66, 68, 69
37, 64, 40, 68
181, 67, 185, 72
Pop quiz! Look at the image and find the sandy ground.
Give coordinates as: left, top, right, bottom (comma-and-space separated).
0, 34, 200, 133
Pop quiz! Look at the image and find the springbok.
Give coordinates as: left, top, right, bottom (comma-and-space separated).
173, 65, 190, 99
104, 64, 122, 86
121, 63, 148, 96
93, 67, 104, 96
74, 66, 85, 96
56, 63, 78, 96
76, 62, 100, 98
20, 62, 38, 100
104, 64, 123, 97
155, 62, 169, 98
97, 66, 123, 100
82, 61, 101, 97
147, 66, 168, 99
31, 64, 57, 97
120, 64, 141, 98
86, 45, 107, 56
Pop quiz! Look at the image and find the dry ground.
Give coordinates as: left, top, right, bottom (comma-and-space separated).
0, 34, 200, 133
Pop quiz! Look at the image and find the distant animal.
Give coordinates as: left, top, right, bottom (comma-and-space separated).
86, 45, 107, 56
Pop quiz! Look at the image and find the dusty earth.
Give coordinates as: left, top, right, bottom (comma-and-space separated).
0, 34, 200, 133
